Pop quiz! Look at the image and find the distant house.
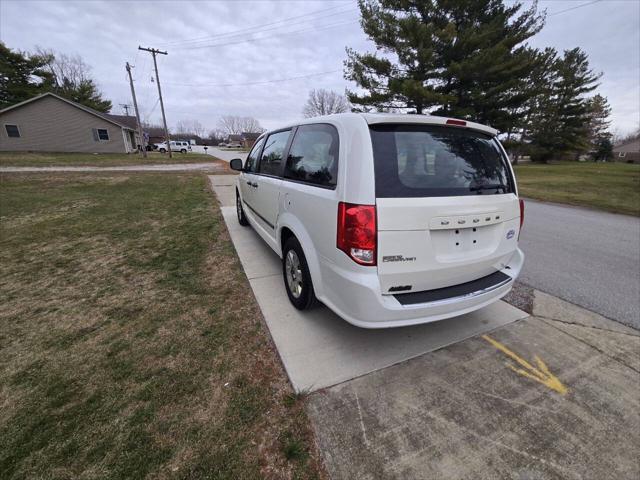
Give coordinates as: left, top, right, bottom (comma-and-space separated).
227, 134, 243, 145
613, 138, 640, 163
0, 93, 139, 153
241, 132, 261, 149
146, 126, 167, 146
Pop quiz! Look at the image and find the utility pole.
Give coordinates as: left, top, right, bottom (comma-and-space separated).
119, 103, 132, 116
138, 46, 171, 158
125, 62, 147, 158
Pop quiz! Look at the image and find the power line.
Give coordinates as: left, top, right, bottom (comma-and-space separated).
143, 98, 160, 123
175, 19, 358, 50
547, 0, 602, 16
164, 69, 341, 88
171, 9, 358, 50
159, 5, 354, 47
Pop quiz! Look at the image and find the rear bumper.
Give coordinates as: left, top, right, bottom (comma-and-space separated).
318, 248, 524, 329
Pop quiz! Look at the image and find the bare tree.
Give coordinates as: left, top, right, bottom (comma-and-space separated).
175, 119, 205, 138
217, 115, 265, 136
36, 47, 90, 87
303, 89, 349, 118
34, 47, 111, 112
206, 129, 226, 145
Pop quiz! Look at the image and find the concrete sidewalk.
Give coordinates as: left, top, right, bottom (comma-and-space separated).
308, 292, 640, 479
0, 162, 225, 173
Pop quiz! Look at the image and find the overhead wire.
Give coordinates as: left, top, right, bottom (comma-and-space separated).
164, 69, 341, 87
173, 18, 359, 50
547, 0, 602, 16
158, 4, 355, 48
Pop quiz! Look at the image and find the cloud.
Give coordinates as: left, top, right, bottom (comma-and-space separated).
1, 0, 638, 134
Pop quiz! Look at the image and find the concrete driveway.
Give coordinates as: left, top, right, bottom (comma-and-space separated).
209, 175, 527, 392
209, 175, 640, 479
519, 199, 640, 328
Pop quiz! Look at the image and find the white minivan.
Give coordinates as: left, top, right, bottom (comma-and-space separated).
229, 113, 524, 328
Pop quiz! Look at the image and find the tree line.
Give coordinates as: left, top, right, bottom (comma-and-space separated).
0, 43, 112, 112
343, 0, 615, 162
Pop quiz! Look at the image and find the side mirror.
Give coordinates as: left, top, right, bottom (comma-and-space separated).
229, 158, 243, 171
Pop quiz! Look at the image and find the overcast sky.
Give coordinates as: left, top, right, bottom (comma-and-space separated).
1, 0, 638, 135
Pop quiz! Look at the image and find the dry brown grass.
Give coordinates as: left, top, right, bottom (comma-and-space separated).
0, 172, 326, 480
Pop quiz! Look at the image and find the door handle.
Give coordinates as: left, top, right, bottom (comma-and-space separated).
252, 182, 258, 188
246, 181, 252, 186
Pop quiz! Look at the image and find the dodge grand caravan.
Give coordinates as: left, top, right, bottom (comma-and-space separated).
229, 113, 524, 328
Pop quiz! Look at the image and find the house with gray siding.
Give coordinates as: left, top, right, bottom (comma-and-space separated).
613, 138, 640, 163
0, 93, 138, 154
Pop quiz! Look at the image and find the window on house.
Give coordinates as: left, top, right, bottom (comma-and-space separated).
92, 128, 109, 141
619, 152, 626, 158
5, 124, 20, 138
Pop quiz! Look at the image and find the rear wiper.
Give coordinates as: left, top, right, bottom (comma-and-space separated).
470, 184, 508, 193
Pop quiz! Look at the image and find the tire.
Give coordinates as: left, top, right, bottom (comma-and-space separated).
282, 237, 316, 310
236, 191, 249, 226
180, 149, 187, 153
159, 148, 166, 153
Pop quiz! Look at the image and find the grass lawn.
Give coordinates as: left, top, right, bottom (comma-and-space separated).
514, 161, 640, 216
0, 173, 325, 479
0, 152, 224, 167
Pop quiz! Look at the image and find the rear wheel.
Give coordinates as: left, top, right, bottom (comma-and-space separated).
282, 237, 316, 310
236, 191, 249, 226
180, 148, 187, 153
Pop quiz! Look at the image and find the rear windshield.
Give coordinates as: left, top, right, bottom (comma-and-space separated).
370, 124, 513, 198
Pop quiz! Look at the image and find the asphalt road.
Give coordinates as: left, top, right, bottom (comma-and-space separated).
197, 146, 248, 162
519, 199, 640, 329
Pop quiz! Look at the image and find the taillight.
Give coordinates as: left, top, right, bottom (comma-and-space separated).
337, 202, 376, 266
518, 199, 525, 238
446, 119, 467, 127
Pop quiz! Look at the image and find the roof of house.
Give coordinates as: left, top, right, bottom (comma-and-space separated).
0, 92, 135, 130
104, 114, 138, 130
228, 134, 243, 141
241, 132, 261, 140
613, 138, 640, 153
145, 127, 166, 137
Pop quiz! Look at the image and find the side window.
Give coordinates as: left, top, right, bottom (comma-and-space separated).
92, 128, 109, 141
284, 124, 339, 188
5, 124, 20, 138
244, 137, 265, 173
259, 130, 291, 176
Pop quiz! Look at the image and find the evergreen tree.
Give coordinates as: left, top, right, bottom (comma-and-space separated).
344, 0, 544, 132
527, 48, 600, 162
586, 93, 612, 151
0, 43, 53, 109
593, 136, 613, 162
55, 77, 112, 112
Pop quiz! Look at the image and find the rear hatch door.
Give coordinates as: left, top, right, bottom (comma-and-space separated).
370, 123, 520, 295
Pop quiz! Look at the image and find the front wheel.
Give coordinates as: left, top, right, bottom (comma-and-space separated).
159, 148, 166, 153
180, 148, 187, 153
282, 237, 316, 310
236, 192, 249, 226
